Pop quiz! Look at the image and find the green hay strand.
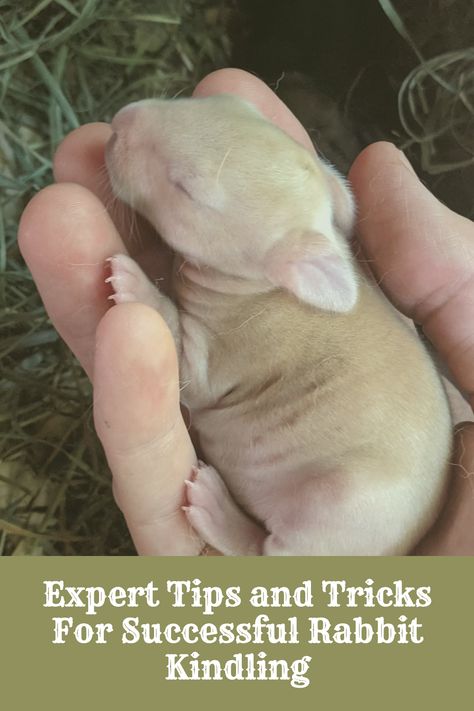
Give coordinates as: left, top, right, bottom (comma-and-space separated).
0, 0, 229, 555
379, 0, 474, 175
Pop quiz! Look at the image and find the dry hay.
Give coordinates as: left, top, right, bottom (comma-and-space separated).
0, 0, 229, 555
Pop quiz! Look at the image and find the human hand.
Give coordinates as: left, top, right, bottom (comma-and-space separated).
18, 68, 474, 555
348, 139, 474, 555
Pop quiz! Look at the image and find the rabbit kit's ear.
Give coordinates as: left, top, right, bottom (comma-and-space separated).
320, 159, 356, 237
264, 230, 358, 312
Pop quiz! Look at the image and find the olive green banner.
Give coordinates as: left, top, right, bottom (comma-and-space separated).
1, 557, 472, 709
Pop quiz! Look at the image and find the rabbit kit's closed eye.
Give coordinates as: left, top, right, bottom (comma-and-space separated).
105, 94, 451, 556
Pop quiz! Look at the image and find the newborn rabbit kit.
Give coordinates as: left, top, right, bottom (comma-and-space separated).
105, 94, 451, 556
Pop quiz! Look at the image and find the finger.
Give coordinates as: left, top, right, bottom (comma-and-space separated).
93, 302, 201, 555
18, 183, 126, 378
414, 422, 474, 555
194, 68, 316, 153
350, 142, 474, 401
53, 122, 135, 241
53, 122, 113, 202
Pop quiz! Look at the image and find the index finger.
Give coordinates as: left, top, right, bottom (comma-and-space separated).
193, 68, 316, 153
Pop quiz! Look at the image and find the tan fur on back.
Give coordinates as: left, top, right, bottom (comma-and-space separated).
177, 270, 451, 554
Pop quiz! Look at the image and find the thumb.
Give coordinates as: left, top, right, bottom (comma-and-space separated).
93, 302, 202, 555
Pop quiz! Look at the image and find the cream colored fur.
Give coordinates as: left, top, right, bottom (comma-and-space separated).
105, 95, 452, 555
